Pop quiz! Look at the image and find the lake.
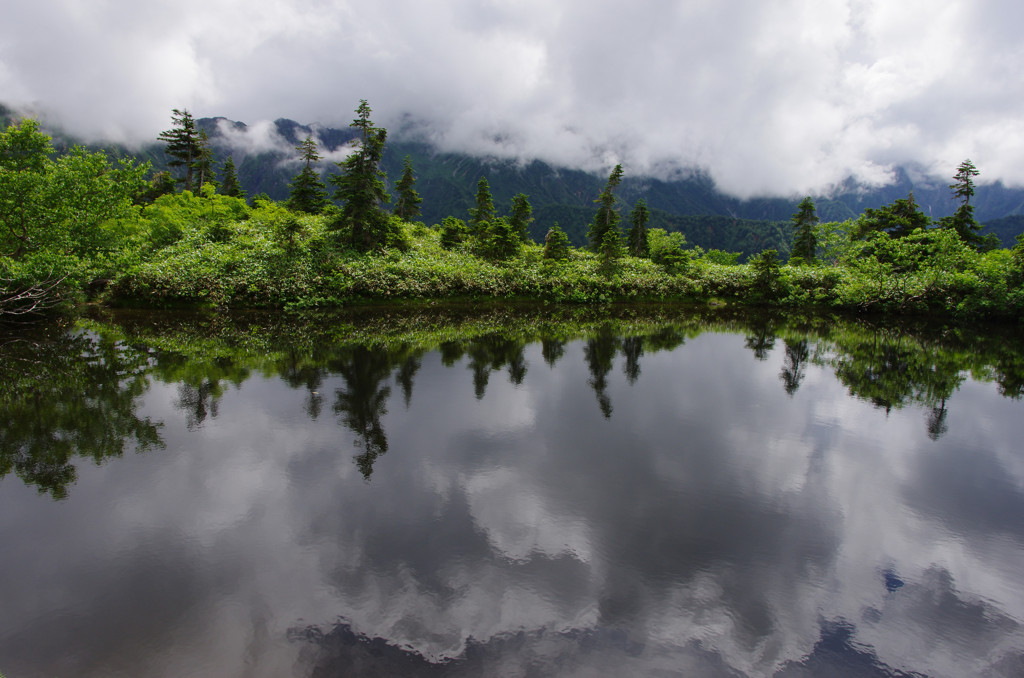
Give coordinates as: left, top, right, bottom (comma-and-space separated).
1, 305, 1023, 677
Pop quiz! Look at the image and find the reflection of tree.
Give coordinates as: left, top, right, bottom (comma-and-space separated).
395, 354, 421, 408
927, 398, 949, 441
744, 318, 777, 361
622, 336, 644, 384
331, 346, 393, 479
826, 329, 964, 438
465, 334, 529, 399
584, 326, 620, 419
541, 337, 565, 367
175, 380, 221, 429
0, 323, 163, 499
779, 339, 809, 396
279, 347, 328, 419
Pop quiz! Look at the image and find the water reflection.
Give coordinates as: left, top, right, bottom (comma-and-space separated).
1, 306, 1023, 677
0, 319, 163, 498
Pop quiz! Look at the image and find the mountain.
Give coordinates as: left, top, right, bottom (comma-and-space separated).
5, 104, 1023, 254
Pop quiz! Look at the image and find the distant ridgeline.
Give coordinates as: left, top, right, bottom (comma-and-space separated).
6, 103, 1023, 256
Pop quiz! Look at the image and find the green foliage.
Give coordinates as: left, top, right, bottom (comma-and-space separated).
790, 196, 818, 264
700, 249, 742, 265
543, 224, 571, 261
749, 249, 782, 298
627, 199, 650, 258
853, 192, 931, 239
440, 216, 469, 250
1, 118, 148, 283
938, 160, 997, 251
479, 217, 521, 261
330, 100, 390, 251
588, 164, 623, 250
394, 155, 423, 222
647, 228, 689, 272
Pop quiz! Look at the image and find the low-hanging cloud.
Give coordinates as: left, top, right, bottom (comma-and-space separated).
3, 0, 1023, 197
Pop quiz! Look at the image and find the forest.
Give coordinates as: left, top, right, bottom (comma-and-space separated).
2, 101, 1023, 321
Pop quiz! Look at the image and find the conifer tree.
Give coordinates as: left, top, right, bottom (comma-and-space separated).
940, 159, 995, 250
330, 100, 390, 249
508, 193, 533, 242
789, 196, 818, 264
543, 224, 571, 261
854, 192, 931, 240
193, 129, 217, 190
469, 177, 495, 236
627, 199, 650, 257
158, 108, 201, 192
588, 164, 624, 250
288, 135, 328, 214
219, 156, 245, 199
394, 155, 422, 222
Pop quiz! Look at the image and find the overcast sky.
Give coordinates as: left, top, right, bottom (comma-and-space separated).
3, 0, 1023, 197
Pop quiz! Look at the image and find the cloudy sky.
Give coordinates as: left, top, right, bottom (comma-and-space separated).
3, 0, 1023, 197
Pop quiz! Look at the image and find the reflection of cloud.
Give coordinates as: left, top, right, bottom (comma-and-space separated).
3, 335, 1024, 677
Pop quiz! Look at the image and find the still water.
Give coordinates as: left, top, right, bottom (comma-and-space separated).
1, 306, 1023, 677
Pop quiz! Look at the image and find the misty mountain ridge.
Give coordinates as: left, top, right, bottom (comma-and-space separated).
4, 104, 1022, 254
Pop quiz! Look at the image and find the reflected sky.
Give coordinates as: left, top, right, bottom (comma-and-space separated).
1, 314, 1023, 677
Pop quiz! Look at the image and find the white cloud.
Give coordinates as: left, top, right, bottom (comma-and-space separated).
3, 0, 1023, 196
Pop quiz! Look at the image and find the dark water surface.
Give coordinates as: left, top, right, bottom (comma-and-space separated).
2, 306, 1023, 677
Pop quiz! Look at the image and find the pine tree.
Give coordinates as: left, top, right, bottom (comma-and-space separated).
588, 164, 624, 250
157, 109, 201, 192
627, 199, 650, 257
789, 196, 818, 264
469, 177, 495, 236
330, 101, 390, 249
394, 155, 422, 222
854, 192, 931, 239
940, 159, 994, 250
288, 135, 329, 214
508, 193, 533, 242
219, 156, 245, 199
193, 129, 217, 191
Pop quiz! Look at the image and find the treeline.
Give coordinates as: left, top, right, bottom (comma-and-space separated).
5, 305, 1023, 496
2, 102, 1023, 320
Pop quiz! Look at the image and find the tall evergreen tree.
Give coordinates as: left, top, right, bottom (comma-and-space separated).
588, 164, 624, 250
508, 193, 533, 242
789, 196, 819, 263
940, 159, 994, 250
469, 177, 495, 236
219, 156, 245, 199
157, 109, 201, 192
193, 129, 216, 190
394, 155, 422, 222
288, 135, 329, 214
627, 199, 650, 257
330, 100, 390, 249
